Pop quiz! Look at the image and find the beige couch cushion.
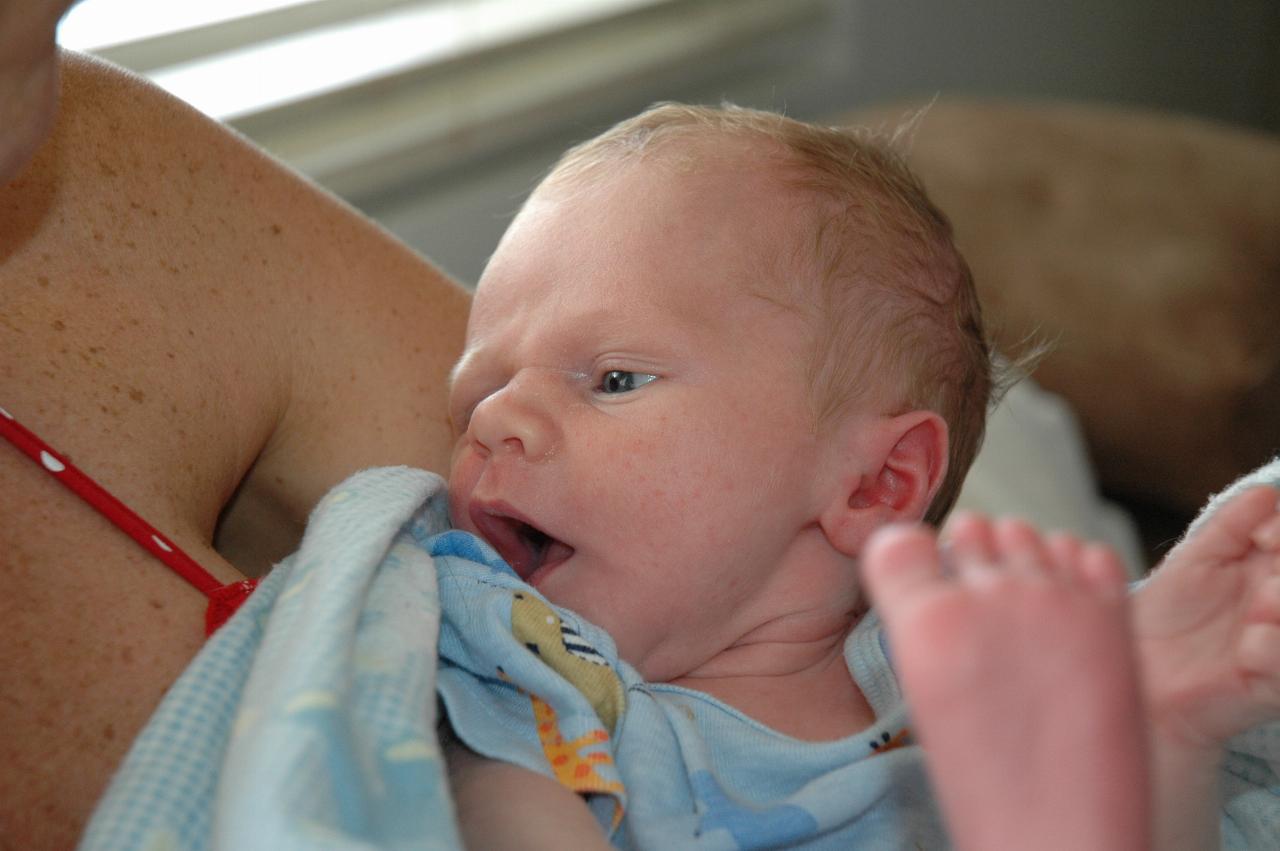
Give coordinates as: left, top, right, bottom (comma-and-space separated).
836, 100, 1280, 517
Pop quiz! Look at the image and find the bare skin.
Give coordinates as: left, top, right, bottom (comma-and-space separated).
0, 0, 67, 183
862, 516, 1150, 851
0, 52, 468, 849
865, 485, 1280, 851
1134, 485, 1280, 851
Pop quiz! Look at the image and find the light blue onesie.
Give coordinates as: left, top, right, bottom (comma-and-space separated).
434, 530, 948, 849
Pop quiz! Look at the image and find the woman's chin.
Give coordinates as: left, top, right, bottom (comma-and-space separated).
0, 52, 58, 184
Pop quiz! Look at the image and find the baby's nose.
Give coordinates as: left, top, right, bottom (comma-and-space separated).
468, 375, 558, 462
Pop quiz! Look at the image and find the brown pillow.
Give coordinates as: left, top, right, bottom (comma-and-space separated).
835, 100, 1280, 518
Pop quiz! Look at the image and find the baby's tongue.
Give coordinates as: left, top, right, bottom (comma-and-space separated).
543, 539, 575, 570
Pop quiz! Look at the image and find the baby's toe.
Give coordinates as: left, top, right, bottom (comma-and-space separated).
943, 511, 997, 564
1046, 532, 1084, 579
993, 517, 1053, 577
862, 524, 947, 611
1076, 543, 1129, 600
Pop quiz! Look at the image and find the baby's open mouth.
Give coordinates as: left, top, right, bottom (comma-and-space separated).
470, 504, 575, 583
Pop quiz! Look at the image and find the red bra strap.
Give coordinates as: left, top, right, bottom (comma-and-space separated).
0, 405, 256, 634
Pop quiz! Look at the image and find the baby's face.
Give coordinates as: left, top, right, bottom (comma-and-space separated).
448, 158, 833, 681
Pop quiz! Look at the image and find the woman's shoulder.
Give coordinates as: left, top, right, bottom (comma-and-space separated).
6, 51, 469, 568
0, 53, 467, 847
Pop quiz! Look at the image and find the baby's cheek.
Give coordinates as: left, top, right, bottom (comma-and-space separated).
445, 459, 478, 530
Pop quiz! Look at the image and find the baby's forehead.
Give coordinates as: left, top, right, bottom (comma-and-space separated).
540, 131, 794, 208
505, 132, 940, 325
549, 146, 821, 253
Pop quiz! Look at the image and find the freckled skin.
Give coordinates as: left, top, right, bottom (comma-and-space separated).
1, 52, 468, 847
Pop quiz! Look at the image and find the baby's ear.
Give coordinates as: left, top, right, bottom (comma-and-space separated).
819, 411, 949, 557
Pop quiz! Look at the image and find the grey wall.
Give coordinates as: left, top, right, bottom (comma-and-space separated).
847, 0, 1279, 131
358, 0, 1279, 286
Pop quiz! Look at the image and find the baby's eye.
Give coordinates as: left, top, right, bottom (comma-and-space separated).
597, 370, 658, 395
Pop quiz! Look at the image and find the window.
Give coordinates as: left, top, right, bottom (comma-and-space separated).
58, 0, 692, 121
59, 0, 317, 52
59, 0, 826, 197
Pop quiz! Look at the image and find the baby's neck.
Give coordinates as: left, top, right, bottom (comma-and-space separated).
667, 620, 875, 741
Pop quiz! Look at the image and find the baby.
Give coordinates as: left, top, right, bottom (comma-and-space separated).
436, 103, 1280, 849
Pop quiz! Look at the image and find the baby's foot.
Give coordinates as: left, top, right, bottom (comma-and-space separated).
1134, 485, 1280, 749
862, 516, 1148, 851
